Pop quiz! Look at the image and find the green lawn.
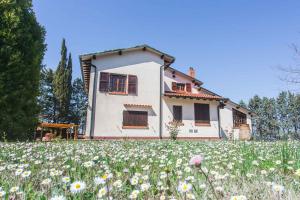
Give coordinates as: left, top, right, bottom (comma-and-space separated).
0, 140, 299, 200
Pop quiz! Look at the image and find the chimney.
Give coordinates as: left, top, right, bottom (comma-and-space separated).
188, 67, 195, 78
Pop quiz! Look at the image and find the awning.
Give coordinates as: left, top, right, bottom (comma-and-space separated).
124, 104, 152, 108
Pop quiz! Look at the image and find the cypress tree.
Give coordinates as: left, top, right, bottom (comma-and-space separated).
0, 0, 46, 140
53, 39, 72, 123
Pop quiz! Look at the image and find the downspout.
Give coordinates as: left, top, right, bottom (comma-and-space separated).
217, 100, 226, 139
217, 104, 221, 138
159, 59, 174, 139
89, 63, 97, 139
159, 64, 164, 139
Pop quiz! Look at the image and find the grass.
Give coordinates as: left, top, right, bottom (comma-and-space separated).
0, 140, 299, 199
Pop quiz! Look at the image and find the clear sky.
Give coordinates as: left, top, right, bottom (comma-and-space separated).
32, 0, 300, 102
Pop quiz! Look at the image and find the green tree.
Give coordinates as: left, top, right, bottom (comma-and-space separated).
248, 95, 263, 138
38, 67, 57, 123
288, 92, 300, 138
69, 78, 88, 132
261, 97, 278, 138
0, 0, 46, 140
238, 100, 248, 109
276, 91, 292, 137
53, 39, 72, 123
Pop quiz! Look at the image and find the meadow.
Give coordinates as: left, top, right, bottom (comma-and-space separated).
0, 141, 299, 200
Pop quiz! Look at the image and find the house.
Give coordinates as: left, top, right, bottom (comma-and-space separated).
79, 45, 253, 140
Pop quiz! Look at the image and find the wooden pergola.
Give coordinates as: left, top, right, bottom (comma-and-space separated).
35, 122, 79, 140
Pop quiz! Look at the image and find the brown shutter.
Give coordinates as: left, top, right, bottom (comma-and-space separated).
186, 83, 191, 92
194, 103, 210, 124
172, 82, 177, 91
123, 111, 148, 126
128, 75, 137, 95
99, 72, 109, 92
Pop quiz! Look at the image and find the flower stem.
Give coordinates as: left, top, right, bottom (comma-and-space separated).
199, 167, 219, 200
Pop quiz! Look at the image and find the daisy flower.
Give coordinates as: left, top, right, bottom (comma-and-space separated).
50, 195, 66, 200
62, 176, 71, 184
0, 190, 6, 198
272, 184, 284, 195
9, 186, 19, 193
129, 190, 140, 199
141, 183, 150, 191
230, 195, 247, 200
178, 181, 192, 193
70, 181, 86, 194
97, 187, 107, 198
295, 169, 300, 176
21, 171, 31, 178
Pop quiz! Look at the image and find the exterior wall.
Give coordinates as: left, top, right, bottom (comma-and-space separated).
164, 70, 198, 93
85, 50, 164, 138
219, 103, 252, 138
162, 98, 220, 138
84, 49, 252, 139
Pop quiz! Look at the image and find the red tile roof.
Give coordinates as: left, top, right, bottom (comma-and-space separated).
164, 91, 222, 100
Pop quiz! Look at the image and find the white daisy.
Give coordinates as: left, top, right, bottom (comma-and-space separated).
50, 195, 66, 200
70, 181, 86, 194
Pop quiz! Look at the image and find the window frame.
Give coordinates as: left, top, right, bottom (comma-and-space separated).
109, 73, 127, 93
194, 103, 210, 126
173, 105, 183, 123
99, 72, 138, 95
122, 110, 148, 129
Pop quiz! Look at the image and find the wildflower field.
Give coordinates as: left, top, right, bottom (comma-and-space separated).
0, 141, 300, 200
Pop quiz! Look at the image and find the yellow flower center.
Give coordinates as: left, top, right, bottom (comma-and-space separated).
75, 184, 81, 189
102, 174, 108, 180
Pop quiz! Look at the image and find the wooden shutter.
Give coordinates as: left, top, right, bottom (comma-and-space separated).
173, 106, 182, 122
186, 83, 191, 92
123, 111, 148, 127
128, 75, 137, 95
172, 82, 177, 91
194, 103, 210, 124
99, 72, 109, 92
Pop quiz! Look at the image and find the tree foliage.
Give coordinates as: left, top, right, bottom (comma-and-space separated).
0, 0, 46, 140
69, 78, 88, 131
247, 91, 300, 139
38, 67, 57, 123
53, 39, 72, 123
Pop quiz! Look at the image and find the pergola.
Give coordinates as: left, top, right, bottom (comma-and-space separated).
35, 122, 79, 140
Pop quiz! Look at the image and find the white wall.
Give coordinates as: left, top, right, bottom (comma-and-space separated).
85, 49, 252, 139
162, 97, 220, 138
219, 102, 252, 138
164, 70, 198, 93
85, 50, 164, 138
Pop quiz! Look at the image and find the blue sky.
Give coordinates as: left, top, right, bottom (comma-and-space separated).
32, 0, 300, 102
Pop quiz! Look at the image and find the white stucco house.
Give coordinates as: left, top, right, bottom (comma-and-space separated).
79, 45, 253, 140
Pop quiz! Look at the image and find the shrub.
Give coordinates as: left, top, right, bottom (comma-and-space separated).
166, 121, 181, 140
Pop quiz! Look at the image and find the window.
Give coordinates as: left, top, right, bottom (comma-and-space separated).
173, 105, 182, 122
110, 74, 126, 93
123, 111, 148, 128
194, 103, 210, 125
99, 72, 138, 95
128, 75, 137, 95
173, 106, 182, 122
172, 82, 192, 92
232, 109, 247, 128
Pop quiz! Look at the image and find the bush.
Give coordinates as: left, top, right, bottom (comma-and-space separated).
166, 121, 181, 140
